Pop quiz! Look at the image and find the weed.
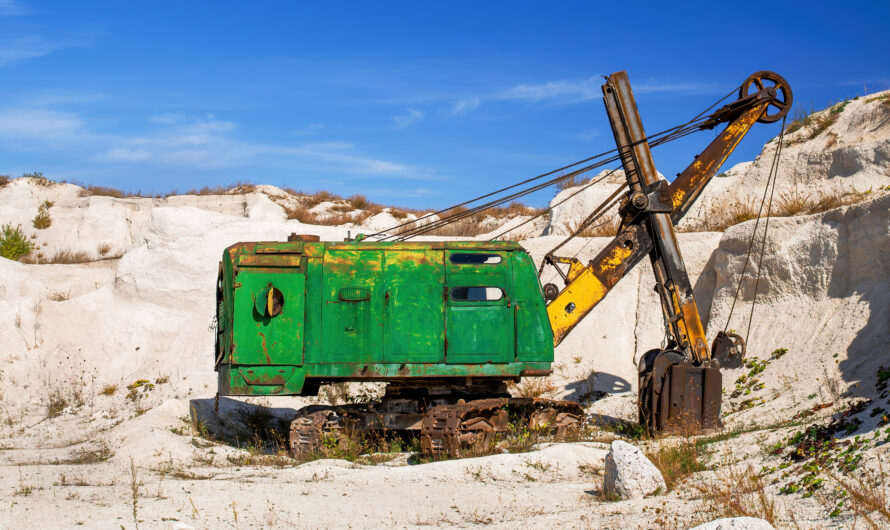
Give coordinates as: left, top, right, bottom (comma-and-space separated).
47, 389, 70, 418
22, 171, 49, 185
126, 379, 155, 401
681, 197, 760, 232
22, 249, 93, 264
646, 438, 706, 490
129, 458, 142, 527
99, 384, 118, 396
48, 290, 70, 301
514, 377, 557, 399
570, 216, 621, 238
0, 223, 34, 260
97, 242, 112, 256
0, 174, 9, 187
389, 208, 410, 219
54, 443, 114, 464
32, 200, 52, 229
694, 465, 776, 525
347, 194, 371, 210
823, 461, 890, 525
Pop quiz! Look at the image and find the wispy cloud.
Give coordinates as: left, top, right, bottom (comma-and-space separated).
497, 76, 720, 104
0, 105, 431, 179
392, 108, 424, 128
0, 34, 86, 67
0, 0, 31, 16
99, 114, 428, 177
450, 97, 480, 116
499, 77, 602, 103
23, 90, 105, 106
0, 35, 63, 66
0, 108, 84, 141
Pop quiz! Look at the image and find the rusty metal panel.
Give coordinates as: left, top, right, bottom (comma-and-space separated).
238, 254, 302, 268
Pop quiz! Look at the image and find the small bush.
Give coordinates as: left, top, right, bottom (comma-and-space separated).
348, 194, 371, 210
0, 175, 10, 187
0, 223, 35, 261
99, 384, 118, 396
32, 201, 52, 229
389, 208, 410, 220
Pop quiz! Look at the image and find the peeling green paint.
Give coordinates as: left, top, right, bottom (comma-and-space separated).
215, 240, 554, 395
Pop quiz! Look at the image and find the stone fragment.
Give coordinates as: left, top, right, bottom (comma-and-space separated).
602, 439, 666, 499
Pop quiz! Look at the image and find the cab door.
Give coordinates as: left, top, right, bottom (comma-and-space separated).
321, 249, 384, 363
444, 250, 514, 363
231, 270, 305, 365
382, 250, 445, 363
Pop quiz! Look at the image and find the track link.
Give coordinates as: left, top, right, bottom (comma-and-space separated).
420, 397, 584, 457
288, 404, 368, 458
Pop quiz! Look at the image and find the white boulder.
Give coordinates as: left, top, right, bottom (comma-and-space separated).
603, 440, 666, 499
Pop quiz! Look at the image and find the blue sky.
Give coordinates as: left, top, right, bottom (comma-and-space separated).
1, 1, 888, 208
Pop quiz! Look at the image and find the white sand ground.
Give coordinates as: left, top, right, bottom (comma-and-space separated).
2, 93, 890, 528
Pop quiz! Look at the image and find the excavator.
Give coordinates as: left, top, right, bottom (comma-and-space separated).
213, 70, 792, 456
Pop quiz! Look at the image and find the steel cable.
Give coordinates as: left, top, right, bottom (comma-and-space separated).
723, 117, 787, 336
367, 86, 739, 241
488, 168, 624, 241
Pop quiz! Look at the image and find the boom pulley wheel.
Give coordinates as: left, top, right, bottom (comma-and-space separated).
740, 71, 793, 124
542, 283, 559, 301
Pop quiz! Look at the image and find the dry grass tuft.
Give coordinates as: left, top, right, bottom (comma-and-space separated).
568, 216, 621, 238
46, 386, 84, 418
646, 437, 706, 490
48, 290, 70, 302
41, 250, 92, 264
97, 242, 113, 256
0, 175, 10, 187
693, 464, 776, 525
823, 463, 890, 526
785, 101, 847, 144
99, 384, 118, 396
681, 188, 873, 232
681, 197, 760, 232
512, 377, 558, 399
404, 201, 540, 237
78, 184, 146, 198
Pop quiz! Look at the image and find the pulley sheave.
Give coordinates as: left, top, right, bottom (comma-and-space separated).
740, 70, 793, 123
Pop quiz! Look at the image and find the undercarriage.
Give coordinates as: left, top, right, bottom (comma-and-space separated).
288, 379, 584, 458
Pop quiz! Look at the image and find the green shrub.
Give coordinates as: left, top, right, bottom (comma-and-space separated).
32, 209, 51, 229
0, 223, 35, 260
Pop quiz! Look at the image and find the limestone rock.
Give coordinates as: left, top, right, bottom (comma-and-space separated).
603, 440, 666, 499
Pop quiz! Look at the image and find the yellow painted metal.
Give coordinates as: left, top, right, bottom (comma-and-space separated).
567, 260, 586, 282
547, 266, 609, 346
